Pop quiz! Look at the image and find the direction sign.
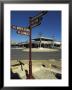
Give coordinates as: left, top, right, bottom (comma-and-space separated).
17, 30, 30, 35
30, 22, 41, 28
41, 11, 48, 16
11, 25, 17, 30
16, 27, 30, 31
30, 11, 47, 21
29, 17, 42, 28
11, 25, 30, 31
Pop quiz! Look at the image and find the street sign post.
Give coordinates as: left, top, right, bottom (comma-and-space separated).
28, 11, 47, 79
11, 11, 47, 79
29, 25, 32, 79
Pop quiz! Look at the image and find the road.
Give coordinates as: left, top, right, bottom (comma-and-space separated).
11, 48, 61, 60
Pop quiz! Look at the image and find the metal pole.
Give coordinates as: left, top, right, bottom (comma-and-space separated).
29, 19, 32, 79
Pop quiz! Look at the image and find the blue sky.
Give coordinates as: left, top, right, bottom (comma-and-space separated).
11, 11, 61, 43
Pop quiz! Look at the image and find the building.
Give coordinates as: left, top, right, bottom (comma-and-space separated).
32, 37, 54, 48
11, 37, 61, 48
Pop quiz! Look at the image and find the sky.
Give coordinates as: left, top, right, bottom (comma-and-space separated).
11, 11, 61, 43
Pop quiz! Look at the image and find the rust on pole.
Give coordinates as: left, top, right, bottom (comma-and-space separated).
29, 17, 32, 79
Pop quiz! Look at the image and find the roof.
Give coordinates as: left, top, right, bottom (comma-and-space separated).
32, 37, 53, 41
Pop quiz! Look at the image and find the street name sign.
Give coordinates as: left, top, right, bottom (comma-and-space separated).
29, 11, 47, 28
29, 17, 42, 28
11, 25, 30, 31
16, 27, 30, 31
17, 30, 30, 35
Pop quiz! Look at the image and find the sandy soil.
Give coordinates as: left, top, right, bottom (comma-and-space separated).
11, 59, 61, 79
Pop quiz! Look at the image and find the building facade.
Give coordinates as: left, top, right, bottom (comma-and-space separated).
11, 37, 61, 48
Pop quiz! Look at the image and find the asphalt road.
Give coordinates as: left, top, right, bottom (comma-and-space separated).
11, 48, 61, 60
